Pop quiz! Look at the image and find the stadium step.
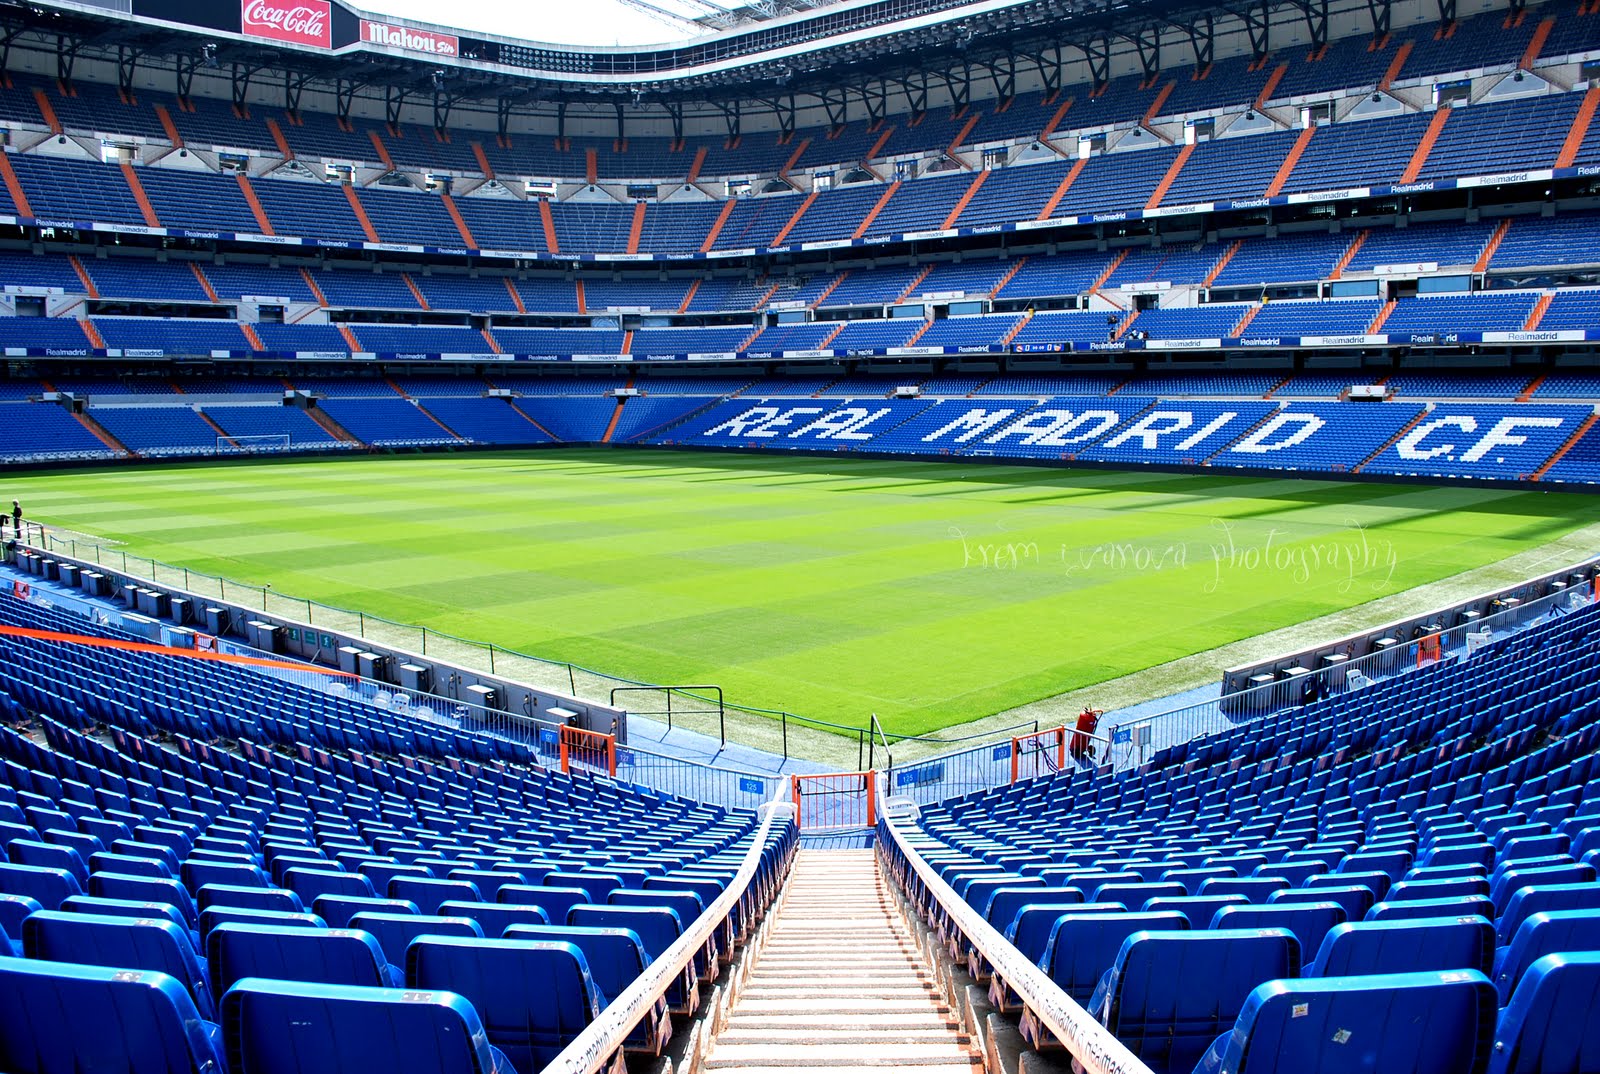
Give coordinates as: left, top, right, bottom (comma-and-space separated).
853, 180, 901, 238
441, 194, 477, 249
0, 153, 34, 217
1474, 218, 1511, 273
627, 200, 647, 254
1264, 126, 1315, 197
1038, 157, 1087, 219
701, 200, 737, 253
1145, 141, 1195, 208
153, 103, 184, 147
1524, 292, 1554, 331
471, 141, 495, 178
942, 168, 989, 227
538, 197, 559, 253
1556, 85, 1600, 168
772, 190, 820, 247
115, 162, 157, 228
1533, 411, 1597, 479
342, 185, 381, 243
1399, 107, 1451, 183
701, 850, 982, 1074
1329, 229, 1369, 279
1378, 39, 1413, 90
1519, 15, 1556, 68
1202, 239, 1243, 286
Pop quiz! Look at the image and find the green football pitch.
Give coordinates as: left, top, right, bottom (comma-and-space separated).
9, 449, 1600, 737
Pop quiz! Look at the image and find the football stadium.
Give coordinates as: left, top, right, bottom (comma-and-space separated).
5, 0, 1600, 1068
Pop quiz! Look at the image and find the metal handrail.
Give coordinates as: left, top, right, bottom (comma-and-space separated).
541, 788, 796, 1074
877, 801, 1155, 1074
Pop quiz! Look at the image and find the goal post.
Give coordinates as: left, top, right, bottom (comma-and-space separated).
1010, 725, 1066, 783
219, 434, 291, 454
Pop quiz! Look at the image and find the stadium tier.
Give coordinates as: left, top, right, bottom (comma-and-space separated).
0, 594, 797, 1074
8, 0, 1600, 1069
884, 593, 1600, 1074
2, 374, 1599, 484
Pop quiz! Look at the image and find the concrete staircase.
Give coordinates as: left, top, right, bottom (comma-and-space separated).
699, 850, 982, 1074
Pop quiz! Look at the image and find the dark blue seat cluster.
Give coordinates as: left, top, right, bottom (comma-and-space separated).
883, 597, 1600, 1073
0, 596, 796, 1073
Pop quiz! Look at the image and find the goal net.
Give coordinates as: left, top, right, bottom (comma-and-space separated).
219, 434, 291, 454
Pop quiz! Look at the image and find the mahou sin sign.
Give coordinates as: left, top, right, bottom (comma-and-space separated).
241, 0, 332, 48
360, 19, 459, 56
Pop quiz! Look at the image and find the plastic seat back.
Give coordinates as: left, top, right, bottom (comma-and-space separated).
985, 886, 1082, 930
1496, 882, 1600, 945
389, 877, 483, 916
285, 868, 375, 906
1269, 884, 1375, 922
0, 954, 224, 1073
196, 885, 303, 915
1492, 864, 1596, 914
1102, 928, 1298, 1074
10, 839, 87, 884
1496, 910, 1600, 1005
1490, 953, 1600, 1074
1309, 916, 1495, 978
1198, 877, 1290, 904
505, 924, 650, 1004
22, 909, 215, 1020
348, 911, 482, 971
221, 977, 509, 1074
0, 862, 81, 911
1367, 895, 1495, 923
567, 904, 682, 959
1041, 911, 1189, 1004
1006, 902, 1127, 960
90, 873, 197, 928
311, 895, 417, 930
207, 922, 388, 994
198, 907, 325, 940
407, 936, 604, 1073
1211, 901, 1346, 960
438, 900, 550, 938
497, 884, 591, 924
1142, 895, 1249, 930
1196, 970, 1497, 1074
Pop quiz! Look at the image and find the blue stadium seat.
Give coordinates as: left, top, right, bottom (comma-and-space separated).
196, 884, 304, 915
0, 954, 226, 1073
1210, 902, 1347, 961
1367, 895, 1495, 923
506, 924, 670, 1054
1142, 894, 1249, 930
1006, 901, 1128, 961
1496, 882, 1600, 945
1093, 929, 1299, 1074
221, 977, 516, 1074
1040, 911, 1189, 1004
1193, 970, 1498, 1074
0, 893, 39, 954
0, 862, 82, 911
1490, 952, 1600, 1074
437, 900, 551, 938
311, 896, 418, 930
348, 911, 482, 976
407, 936, 607, 1073
207, 922, 394, 993
1270, 884, 1376, 922
1494, 909, 1600, 1005
23, 909, 216, 1019
1308, 916, 1495, 978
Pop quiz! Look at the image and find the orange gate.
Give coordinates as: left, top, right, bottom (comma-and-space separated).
791, 770, 876, 830
559, 725, 617, 777
1011, 725, 1067, 783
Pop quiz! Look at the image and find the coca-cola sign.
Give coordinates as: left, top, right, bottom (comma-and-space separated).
241, 0, 331, 48
360, 19, 458, 56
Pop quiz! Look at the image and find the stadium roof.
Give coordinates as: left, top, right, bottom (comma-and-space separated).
0, 0, 1456, 133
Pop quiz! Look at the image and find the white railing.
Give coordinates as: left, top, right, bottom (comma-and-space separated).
876, 796, 1156, 1074
542, 791, 797, 1074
